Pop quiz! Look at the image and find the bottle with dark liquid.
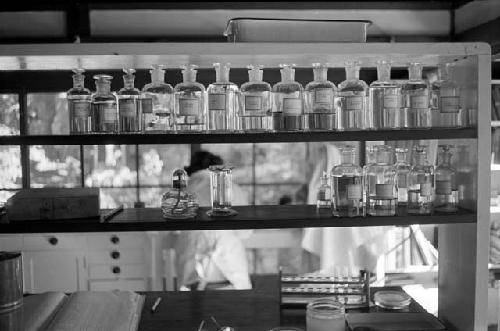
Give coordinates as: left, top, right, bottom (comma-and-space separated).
272, 64, 304, 131
91, 74, 118, 133
305, 63, 338, 130
67, 68, 92, 134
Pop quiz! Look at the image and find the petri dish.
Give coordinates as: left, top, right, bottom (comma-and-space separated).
373, 290, 412, 310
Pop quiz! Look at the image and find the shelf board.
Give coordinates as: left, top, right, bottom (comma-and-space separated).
0, 205, 476, 234
0, 128, 477, 145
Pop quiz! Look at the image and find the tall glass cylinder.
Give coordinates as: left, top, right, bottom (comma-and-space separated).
366, 145, 397, 216
395, 148, 411, 206
208, 165, 237, 216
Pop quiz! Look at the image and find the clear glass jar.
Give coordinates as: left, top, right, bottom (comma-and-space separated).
272, 64, 304, 131
238, 65, 272, 132
91, 74, 118, 133
369, 60, 402, 129
174, 64, 206, 132
338, 61, 369, 131
366, 145, 397, 216
161, 169, 198, 219
207, 63, 239, 132
408, 145, 434, 214
208, 165, 237, 216
401, 63, 431, 128
431, 63, 462, 128
67, 68, 92, 134
306, 299, 345, 331
434, 144, 458, 212
117, 69, 141, 133
142, 64, 174, 132
305, 63, 338, 131
395, 148, 411, 206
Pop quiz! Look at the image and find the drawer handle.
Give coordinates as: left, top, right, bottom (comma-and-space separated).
48, 237, 58, 246
112, 266, 121, 274
111, 251, 120, 259
110, 236, 120, 244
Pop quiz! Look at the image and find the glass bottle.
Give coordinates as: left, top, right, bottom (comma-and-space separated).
67, 68, 92, 134
434, 144, 458, 212
395, 148, 411, 206
142, 64, 174, 132
431, 63, 462, 128
161, 169, 198, 219
174, 64, 206, 132
366, 145, 397, 216
207, 63, 238, 132
306, 298, 345, 331
91, 74, 118, 133
117, 69, 141, 133
401, 63, 431, 128
338, 61, 369, 131
272, 64, 304, 131
408, 145, 434, 214
316, 171, 332, 210
305, 63, 338, 130
331, 146, 364, 217
369, 60, 402, 129
363, 146, 377, 207
238, 65, 272, 132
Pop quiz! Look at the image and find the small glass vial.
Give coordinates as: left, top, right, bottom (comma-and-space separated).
434, 144, 458, 212
401, 63, 431, 128
305, 63, 338, 130
67, 68, 92, 134
272, 64, 304, 131
142, 64, 174, 132
238, 65, 272, 132
117, 69, 141, 133
366, 145, 397, 216
395, 148, 411, 206
431, 63, 462, 128
306, 298, 345, 331
338, 61, 369, 131
161, 169, 198, 219
207, 165, 237, 217
408, 145, 434, 214
174, 64, 206, 132
91, 74, 118, 133
363, 146, 377, 207
316, 171, 332, 210
207, 63, 238, 132
331, 146, 364, 217
369, 60, 402, 129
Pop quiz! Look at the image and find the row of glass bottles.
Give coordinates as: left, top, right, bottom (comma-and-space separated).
316, 144, 458, 217
67, 61, 463, 134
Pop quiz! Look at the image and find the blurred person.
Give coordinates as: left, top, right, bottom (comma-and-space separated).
174, 151, 252, 290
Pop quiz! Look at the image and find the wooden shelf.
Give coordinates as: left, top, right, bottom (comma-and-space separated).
0, 128, 477, 145
0, 205, 476, 234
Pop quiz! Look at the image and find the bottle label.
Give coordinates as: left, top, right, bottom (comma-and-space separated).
435, 180, 452, 195
141, 98, 153, 114
440, 96, 460, 113
73, 101, 90, 118
314, 89, 333, 104
397, 174, 408, 188
347, 184, 362, 200
208, 93, 226, 111
383, 94, 401, 109
420, 183, 433, 197
416, 174, 428, 184
283, 98, 302, 115
376, 184, 394, 199
179, 98, 199, 116
317, 190, 326, 201
244, 95, 263, 113
102, 104, 117, 123
345, 96, 363, 111
119, 99, 137, 117
410, 95, 428, 109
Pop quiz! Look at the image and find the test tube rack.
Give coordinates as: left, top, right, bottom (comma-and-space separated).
279, 268, 371, 309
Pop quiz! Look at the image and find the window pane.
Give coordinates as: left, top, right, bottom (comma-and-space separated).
255, 143, 307, 183
27, 92, 68, 135
0, 146, 21, 188
29, 145, 80, 187
84, 145, 137, 187
255, 184, 306, 205
100, 188, 137, 209
0, 190, 18, 202
0, 94, 20, 135
139, 144, 190, 186
200, 143, 253, 185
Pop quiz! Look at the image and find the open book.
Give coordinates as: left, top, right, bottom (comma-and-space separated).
22, 291, 144, 331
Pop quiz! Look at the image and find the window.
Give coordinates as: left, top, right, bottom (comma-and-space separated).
0, 94, 20, 135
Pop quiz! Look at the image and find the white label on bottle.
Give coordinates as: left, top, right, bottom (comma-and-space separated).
347, 184, 362, 200
376, 184, 394, 199
244, 95, 263, 112
73, 101, 90, 117
208, 93, 226, 111
103, 104, 117, 123
345, 96, 363, 111
314, 89, 333, 104
141, 98, 153, 114
420, 183, 432, 197
179, 98, 199, 116
440, 96, 460, 113
410, 95, 428, 109
435, 180, 452, 195
383, 94, 401, 109
119, 99, 137, 117
283, 98, 302, 115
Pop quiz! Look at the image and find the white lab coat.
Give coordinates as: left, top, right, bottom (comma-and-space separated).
174, 170, 252, 289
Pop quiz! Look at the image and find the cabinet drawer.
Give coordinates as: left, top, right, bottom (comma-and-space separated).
87, 249, 145, 264
23, 234, 87, 250
88, 264, 145, 279
0, 235, 22, 251
87, 233, 147, 249
88, 279, 147, 291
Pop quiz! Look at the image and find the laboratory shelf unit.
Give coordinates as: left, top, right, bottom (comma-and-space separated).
0, 42, 491, 331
